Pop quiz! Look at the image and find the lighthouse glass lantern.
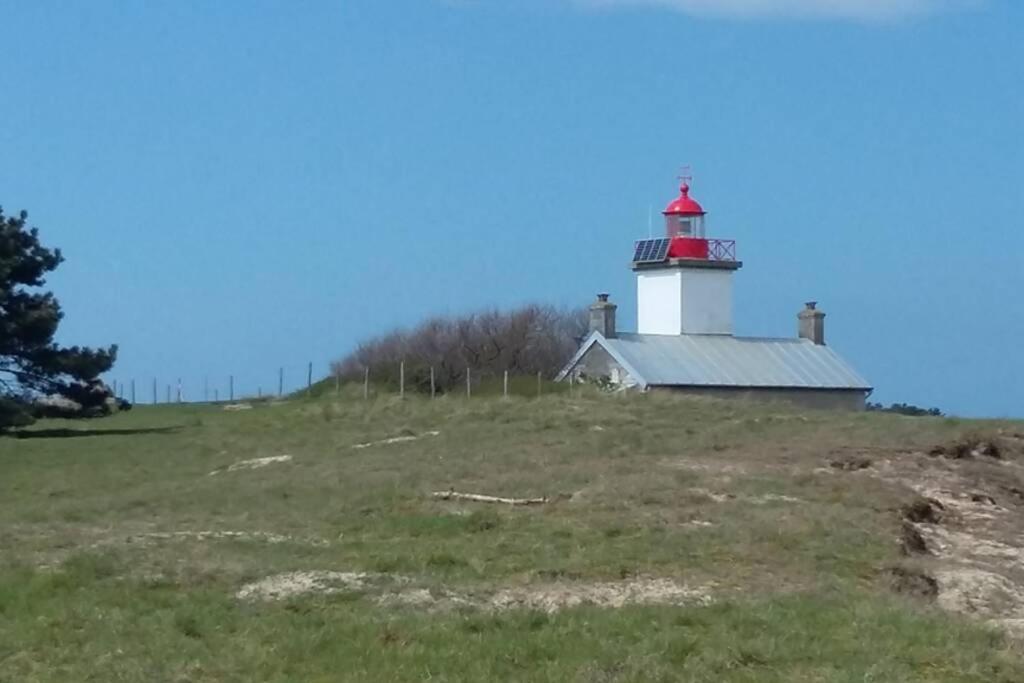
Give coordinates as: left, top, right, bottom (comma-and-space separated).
663, 181, 709, 259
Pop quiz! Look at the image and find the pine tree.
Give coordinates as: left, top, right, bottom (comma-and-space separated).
0, 207, 117, 429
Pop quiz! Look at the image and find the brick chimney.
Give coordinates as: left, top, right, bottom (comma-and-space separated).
589, 293, 617, 338
798, 301, 826, 345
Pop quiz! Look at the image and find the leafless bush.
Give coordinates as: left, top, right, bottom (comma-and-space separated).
332, 305, 587, 393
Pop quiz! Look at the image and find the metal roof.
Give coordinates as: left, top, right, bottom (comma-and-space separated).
559, 332, 872, 391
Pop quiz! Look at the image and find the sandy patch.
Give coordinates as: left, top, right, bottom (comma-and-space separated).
489, 578, 712, 613
935, 568, 1024, 618
375, 588, 436, 608
668, 460, 750, 475
688, 487, 735, 503
916, 525, 1024, 563
751, 493, 803, 504
210, 455, 293, 475
375, 587, 476, 610
993, 618, 1024, 636
222, 403, 253, 411
865, 441, 1024, 633
237, 571, 376, 600
121, 529, 331, 548
684, 519, 715, 528
914, 488, 1006, 522
238, 571, 713, 613
688, 488, 801, 505
351, 431, 441, 450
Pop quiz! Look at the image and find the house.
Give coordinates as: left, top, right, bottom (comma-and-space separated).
556, 177, 872, 410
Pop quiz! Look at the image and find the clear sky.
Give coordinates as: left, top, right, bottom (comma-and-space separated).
1, 0, 1020, 416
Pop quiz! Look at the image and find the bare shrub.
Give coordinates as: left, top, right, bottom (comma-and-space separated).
331, 305, 587, 393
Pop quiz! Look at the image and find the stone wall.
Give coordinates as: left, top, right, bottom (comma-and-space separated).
569, 344, 639, 388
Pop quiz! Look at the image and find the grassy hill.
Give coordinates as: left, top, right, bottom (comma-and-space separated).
2, 390, 1024, 681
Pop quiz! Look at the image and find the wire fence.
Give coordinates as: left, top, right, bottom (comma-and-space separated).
107, 362, 319, 405
107, 362, 575, 405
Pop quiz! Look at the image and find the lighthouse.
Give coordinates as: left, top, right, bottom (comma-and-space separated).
634, 178, 741, 336
557, 174, 873, 410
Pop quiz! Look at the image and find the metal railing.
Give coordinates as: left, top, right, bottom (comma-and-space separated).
707, 239, 737, 261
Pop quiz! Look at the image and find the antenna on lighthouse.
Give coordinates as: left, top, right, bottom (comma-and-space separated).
679, 164, 693, 188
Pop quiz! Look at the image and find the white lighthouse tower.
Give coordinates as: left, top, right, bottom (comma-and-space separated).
634, 178, 741, 335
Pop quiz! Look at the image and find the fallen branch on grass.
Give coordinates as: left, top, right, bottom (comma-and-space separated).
352, 431, 441, 450
432, 490, 548, 506
209, 455, 293, 476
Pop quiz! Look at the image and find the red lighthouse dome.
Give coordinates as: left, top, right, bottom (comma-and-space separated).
663, 182, 706, 217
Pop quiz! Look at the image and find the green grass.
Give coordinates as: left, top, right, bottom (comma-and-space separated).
1, 390, 1022, 681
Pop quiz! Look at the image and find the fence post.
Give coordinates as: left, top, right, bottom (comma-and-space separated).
400, 361, 405, 399
278, 367, 283, 398
466, 367, 471, 399
363, 367, 369, 400
430, 367, 436, 399
537, 371, 542, 397
307, 362, 313, 396
503, 370, 509, 398
229, 375, 234, 402
258, 387, 262, 399
176, 378, 182, 403
215, 388, 219, 402
131, 379, 136, 404
152, 378, 157, 404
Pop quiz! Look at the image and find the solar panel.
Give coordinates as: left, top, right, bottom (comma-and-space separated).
633, 238, 671, 264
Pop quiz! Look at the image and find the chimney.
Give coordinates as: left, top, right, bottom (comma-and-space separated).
798, 301, 826, 345
589, 293, 617, 338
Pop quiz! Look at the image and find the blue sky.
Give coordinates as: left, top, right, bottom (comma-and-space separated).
1, 0, 1020, 416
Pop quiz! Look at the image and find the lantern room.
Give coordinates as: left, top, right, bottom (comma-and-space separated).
663, 181, 710, 259
663, 181, 706, 238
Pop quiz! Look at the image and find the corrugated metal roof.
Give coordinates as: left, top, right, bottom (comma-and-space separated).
563, 332, 871, 390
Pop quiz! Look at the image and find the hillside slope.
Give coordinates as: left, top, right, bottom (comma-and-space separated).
2, 391, 1023, 681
